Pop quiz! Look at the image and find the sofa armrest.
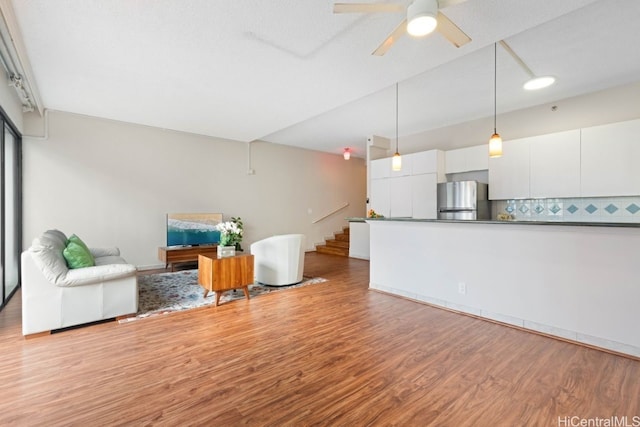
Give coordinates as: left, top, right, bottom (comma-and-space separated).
57, 263, 137, 287
89, 247, 120, 257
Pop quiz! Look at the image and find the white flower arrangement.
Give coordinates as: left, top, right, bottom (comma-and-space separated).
216, 217, 243, 248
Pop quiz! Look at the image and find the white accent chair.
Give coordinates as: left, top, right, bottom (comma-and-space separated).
21, 230, 138, 336
250, 234, 306, 286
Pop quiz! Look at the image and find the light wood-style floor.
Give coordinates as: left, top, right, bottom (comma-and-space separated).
0, 252, 638, 426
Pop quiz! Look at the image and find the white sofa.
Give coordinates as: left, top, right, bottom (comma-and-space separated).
250, 234, 306, 286
21, 230, 138, 336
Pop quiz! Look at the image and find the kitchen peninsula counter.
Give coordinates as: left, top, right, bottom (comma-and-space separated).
346, 218, 370, 260
362, 217, 640, 228
367, 218, 640, 358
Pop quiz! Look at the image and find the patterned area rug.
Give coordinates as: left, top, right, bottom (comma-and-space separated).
118, 270, 327, 323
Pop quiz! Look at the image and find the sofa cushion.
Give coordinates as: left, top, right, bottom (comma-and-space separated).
45, 229, 67, 247
30, 232, 70, 285
61, 263, 137, 287
63, 235, 96, 269
90, 247, 121, 258
29, 230, 137, 288
94, 255, 128, 266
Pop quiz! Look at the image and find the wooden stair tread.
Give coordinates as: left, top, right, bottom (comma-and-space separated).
316, 224, 351, 257
316, 245, 349, 256
325, 239, 349, 249
334, 233, 349, 242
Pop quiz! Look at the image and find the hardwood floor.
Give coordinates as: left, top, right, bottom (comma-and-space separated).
0, 252, 638, 426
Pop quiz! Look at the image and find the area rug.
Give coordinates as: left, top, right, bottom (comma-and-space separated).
118, 270, 327, 323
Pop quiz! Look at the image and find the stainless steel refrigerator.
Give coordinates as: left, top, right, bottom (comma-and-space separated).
437, 181, 490, 220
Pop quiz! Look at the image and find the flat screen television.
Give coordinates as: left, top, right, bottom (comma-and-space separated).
166, 213, 223, 247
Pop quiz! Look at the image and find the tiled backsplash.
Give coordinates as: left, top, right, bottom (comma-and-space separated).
494, 197, 640, 223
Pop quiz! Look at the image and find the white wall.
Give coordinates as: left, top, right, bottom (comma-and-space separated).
22, 111, 366, 268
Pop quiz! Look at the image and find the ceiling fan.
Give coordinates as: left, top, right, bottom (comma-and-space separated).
333, 0, 471, 56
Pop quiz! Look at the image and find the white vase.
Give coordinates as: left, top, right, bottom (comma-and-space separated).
217, 245, 236, 258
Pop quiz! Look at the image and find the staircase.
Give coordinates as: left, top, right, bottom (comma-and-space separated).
315, 226, 349, 257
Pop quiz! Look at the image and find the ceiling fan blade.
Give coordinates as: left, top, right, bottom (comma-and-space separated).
437, 0, 467, 8
333, 3, 404, 14
372, 18, 407, 56
436, 11, 471, 48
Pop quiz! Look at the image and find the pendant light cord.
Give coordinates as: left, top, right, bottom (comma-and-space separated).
493, 42, 497, 134
395, 82, 399, 153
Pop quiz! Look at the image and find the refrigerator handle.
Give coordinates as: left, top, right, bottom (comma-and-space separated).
438, 208, 475, 213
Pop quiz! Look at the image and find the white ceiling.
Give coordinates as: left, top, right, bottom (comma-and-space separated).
10, 0, 640, 157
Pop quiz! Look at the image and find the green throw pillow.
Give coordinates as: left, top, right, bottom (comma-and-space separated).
67, 234, 90, 251
63, 234, 95, 269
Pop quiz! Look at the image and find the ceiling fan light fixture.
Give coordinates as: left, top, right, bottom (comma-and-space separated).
407, 0, 438, 37
523, 75, 556, 91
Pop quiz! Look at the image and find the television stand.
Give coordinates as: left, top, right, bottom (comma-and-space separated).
158, 245, 219, 272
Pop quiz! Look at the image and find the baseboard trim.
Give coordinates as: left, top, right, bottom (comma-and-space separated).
24, 330, 51, 339
136, 263, 165, 271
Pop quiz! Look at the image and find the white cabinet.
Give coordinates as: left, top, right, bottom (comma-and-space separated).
370, 158, 391, 179
529, 130, 581, 198
466, 145, 490, 172
410, 150, 445, 175
389, 176, 412, 217
486, 118, 640, 200
390, 153, 412, 177
581, 119, 640, 197
370, 178, 390, 217
372, 153, 418, 178
386, 174, 439, 218
445, 145, 489, 174
445, 148, 465, 174
368, 149, 443, 218
411, 174, 438, 219
488, 137, 530, 200
490, 130, 580, 200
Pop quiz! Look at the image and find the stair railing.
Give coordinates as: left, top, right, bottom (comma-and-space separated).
312, 202, 349, 224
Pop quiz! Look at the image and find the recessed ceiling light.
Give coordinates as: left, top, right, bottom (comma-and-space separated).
499, 41, 557, 91
524, 75, 556, 91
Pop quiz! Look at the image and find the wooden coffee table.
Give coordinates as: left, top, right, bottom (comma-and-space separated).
197, 253, 254, 306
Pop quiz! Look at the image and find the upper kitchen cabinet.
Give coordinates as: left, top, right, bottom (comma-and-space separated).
581, 119, 640, 197
529, 130, 581, 198
390, 152, 413, 177
410, 150, 445, 177
445, 145, 489, 174
488, 137, 530, 199
370, 157, 391, 179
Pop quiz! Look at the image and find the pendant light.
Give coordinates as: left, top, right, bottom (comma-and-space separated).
489, 42, 502, 158
392, 82, 402, 171
343, 147, 351, 160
